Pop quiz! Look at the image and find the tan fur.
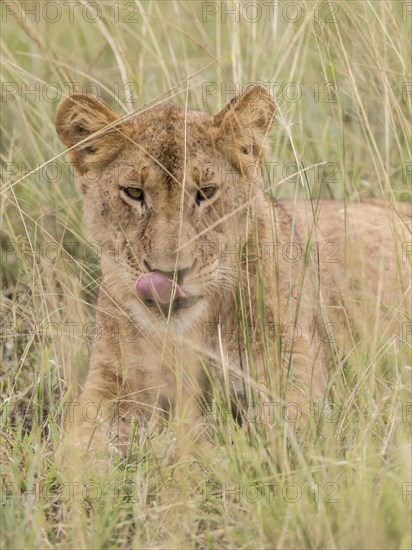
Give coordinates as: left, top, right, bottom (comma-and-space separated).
56, 87, 411, 455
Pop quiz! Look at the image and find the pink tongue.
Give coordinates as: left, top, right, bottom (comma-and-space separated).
135, 272, 187, 305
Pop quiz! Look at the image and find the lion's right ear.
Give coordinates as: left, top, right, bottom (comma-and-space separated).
55, 94, 126, 175
214, 85, 275, 166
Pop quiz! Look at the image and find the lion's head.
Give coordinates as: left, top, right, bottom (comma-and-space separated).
56, 86, 275, 330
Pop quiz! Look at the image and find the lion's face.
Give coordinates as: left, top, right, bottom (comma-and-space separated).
55, 87, 275, 330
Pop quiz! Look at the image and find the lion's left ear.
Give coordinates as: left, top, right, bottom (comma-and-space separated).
55, 93, 127, 175
214, 85, 276, 165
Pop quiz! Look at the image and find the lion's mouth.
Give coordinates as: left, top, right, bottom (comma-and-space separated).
141, 294, 202, 314
135, 271, 203, 314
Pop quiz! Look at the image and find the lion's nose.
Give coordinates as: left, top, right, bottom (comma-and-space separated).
143, 259, 196, 285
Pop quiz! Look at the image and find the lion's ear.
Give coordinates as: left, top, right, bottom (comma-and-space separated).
215, 85, 275, 164
55, 94, 126, 174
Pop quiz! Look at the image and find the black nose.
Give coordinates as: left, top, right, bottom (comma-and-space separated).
143, 259, 196, 284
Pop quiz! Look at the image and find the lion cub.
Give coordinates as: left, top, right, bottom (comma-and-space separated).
56, 86, 411, 455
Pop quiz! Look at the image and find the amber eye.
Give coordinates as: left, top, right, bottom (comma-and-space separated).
123, 187, 144, 202
195, 186, 217, 205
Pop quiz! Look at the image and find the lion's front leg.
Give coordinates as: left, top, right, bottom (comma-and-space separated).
62, 389, 124, 460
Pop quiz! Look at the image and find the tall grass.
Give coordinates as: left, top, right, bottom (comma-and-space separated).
1, 1, 411, 548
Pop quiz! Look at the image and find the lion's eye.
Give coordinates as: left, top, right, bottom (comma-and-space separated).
123, 187, 144, 202
195, 186, 217, 205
